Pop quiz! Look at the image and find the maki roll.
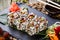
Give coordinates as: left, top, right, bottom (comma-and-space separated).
38, 17, 48, 31
8, 7, 48, 35
20, 7, 28, 18
28, 13, 37, 21
25, 21, 36, 35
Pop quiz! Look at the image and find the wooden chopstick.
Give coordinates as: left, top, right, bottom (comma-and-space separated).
47, 0, 60, 7
40, 1, 60, 10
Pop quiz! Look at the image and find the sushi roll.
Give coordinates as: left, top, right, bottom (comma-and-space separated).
28, 13, 37, 21
8, 8, 48, 35
38, 17, 48, 31
28, 27, 36, 35
15, 17, 26, 30
8, 12, 14, 26
20, 8, 28, 18
19, 17, 29, 30
26, 21, 36, 35
21, 21, 29, 30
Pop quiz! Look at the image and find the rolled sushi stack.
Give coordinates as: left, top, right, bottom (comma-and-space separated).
8, 3, 48, 36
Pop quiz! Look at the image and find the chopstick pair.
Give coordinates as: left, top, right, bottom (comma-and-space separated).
47, 0, 60, 7
39, 0, 60, 10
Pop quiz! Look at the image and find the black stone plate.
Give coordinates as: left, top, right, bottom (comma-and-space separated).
0, 4, 60, 40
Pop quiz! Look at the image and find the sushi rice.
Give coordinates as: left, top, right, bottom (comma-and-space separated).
8, 8, 48, 36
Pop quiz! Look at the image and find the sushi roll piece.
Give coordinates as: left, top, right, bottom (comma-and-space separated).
38, 17, 48, 31
17, 17, 27, 30
26, 23, 36, 35
20, 8, 28, 18
28, 27, 36, 35
26, 21, 38, 35
20, 21, 29, 30
28, 13, 37, 21
8, 13, 14, 26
